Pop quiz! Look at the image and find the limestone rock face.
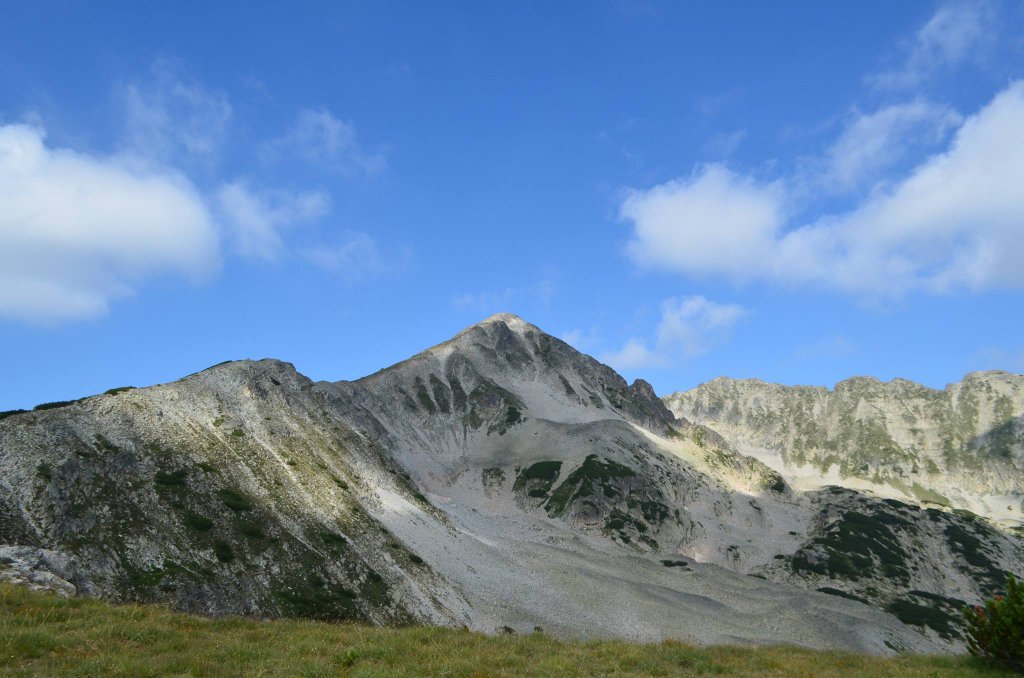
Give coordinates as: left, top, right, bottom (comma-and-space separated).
1, 314, 1020, 654
0, 546, 78, 597
663, 373, 1024, 524
0, 359, 469, 626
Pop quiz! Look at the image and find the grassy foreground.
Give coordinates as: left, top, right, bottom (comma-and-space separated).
0, 584, 1006, 678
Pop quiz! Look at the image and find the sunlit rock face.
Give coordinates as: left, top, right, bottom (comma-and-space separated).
664, 372, 1024, 524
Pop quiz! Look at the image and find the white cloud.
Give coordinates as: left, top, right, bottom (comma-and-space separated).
822, 101, 961, 191
869, 1, 993, 90
0, 124, 219, 323
601, 296, 745, 371
623, 81, 1024, 298
120, 58, 233, 161
262, 108, 385, 175
622, 164, 785, 280
216, 182, 330, 262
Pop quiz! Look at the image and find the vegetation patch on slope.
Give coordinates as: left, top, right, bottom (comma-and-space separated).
513, 461, 563, 498
545, 454, 636, 517
791, 509, 913, 583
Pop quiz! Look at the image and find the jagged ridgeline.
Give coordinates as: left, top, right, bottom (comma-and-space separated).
664, 374, 1024, 523
1, 314, 1021, 654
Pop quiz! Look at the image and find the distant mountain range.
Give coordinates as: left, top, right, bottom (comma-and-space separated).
665, 372, 1024, 523
1, 314, 1020, 654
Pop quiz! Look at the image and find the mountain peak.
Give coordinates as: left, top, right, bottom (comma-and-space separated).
472, 312, 537, 334
478, 312, 526, 324
356, 311, 680, 437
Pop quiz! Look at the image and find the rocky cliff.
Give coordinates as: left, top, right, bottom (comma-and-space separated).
664, 373, 1024, 524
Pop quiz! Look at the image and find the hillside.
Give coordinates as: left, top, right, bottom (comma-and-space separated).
1, 314, 1021, 654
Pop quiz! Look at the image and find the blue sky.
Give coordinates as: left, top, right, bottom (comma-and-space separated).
2, 1, 1024, 410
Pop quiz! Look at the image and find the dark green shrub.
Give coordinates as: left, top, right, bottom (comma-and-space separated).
517, 460, 562, 482
963, 575, 1024, 672
320, 530, 348, 547
154, 469, 188, 487
33, 400, 80, 411
409, 554, 424, 565
184, 512, 214, 531
217, 488, 253, 511
0, 409, 28, 421
213, 540, 235, 562
238, 523, 265, 539
103, 386, 135, 395
36, 464, 53, 481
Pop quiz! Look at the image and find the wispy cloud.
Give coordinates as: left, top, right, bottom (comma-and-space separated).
561, 327, 603, 354
602, 338, 667, 370
656, 296, 746, 358
703, 130, 747, 159
451, 271, 557, 313
216, 182, 330, 262
819, 101, 961, 192
0, 123, 219, 323
601, 296, 745, 371
119, 57, 233, 163
302, 233, 411, 284
261, 108, 385, 175
868, 1, 994, 90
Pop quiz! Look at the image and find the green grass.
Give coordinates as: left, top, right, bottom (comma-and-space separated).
0, 584, 1005, 678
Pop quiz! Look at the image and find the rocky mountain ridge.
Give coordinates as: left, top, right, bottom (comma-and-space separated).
664, 372, 1024, 525
1, 314, 1021, 654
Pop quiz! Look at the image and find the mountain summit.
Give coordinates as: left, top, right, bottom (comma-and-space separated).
1, 315, 1020, 653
